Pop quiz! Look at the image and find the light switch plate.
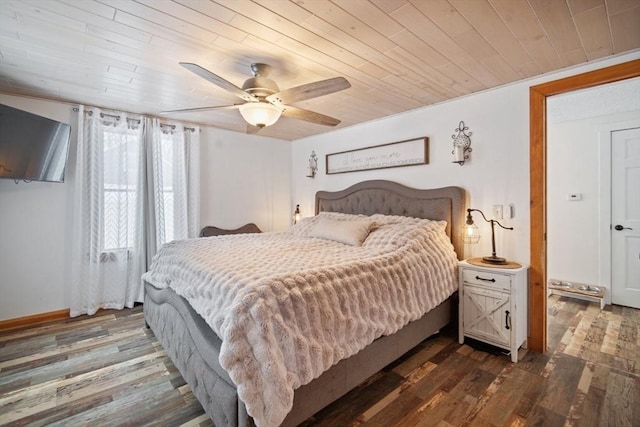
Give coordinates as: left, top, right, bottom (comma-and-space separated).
492, 205, 503, 220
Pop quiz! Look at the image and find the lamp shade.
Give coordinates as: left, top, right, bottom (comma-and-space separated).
463, 222, 480, 244
239, 102, 282, 128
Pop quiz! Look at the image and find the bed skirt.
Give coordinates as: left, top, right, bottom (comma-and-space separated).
144, 281, 453, 427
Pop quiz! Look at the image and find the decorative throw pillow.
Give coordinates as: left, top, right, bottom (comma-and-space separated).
310, 217, 374, 246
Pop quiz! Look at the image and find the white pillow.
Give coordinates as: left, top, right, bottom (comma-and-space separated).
310, 217, 374, 246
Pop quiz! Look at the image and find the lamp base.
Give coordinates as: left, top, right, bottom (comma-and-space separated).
482, 255, 508, 265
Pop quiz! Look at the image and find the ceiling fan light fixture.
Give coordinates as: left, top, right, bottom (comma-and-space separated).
239, 102, 282, 128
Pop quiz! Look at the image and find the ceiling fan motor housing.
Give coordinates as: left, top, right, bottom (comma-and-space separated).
242, 63, 279, 98
242, 77, 279, 97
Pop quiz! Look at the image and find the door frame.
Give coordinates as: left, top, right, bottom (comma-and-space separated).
529, 59, 640, 352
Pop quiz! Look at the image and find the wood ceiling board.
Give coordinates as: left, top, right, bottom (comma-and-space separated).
567, 0, 606, 14
252, 0, 314, 24
5, 0, 87, 33
489, 0, 564, 72
3, 17, 85, 52
101, 0, 244, 44
332, 0, 405, 38
421, 0, 520, 83
226, 7, 369, 71
227, 14, 286, 45
218, 1, 321, 49
356, 61, 394, 80
386, 31, 484, 94
294, 0, 397, 52
391, 3, 499, 88
383, 47, 466, 99
454, 30, 523, 82
138, 1, 245, 43
563, 48, 591, 67
528, 0, 586, 64
388, 29, 450, 69
605, 0, 640, 15
301, 15, 386, 68
573, 6, 613, 60
479, 54, 524, 83
370, 0, 410, 14
112, 10, 225, 53
609, 5, 640, 52
435, 62, 486, 93
30, 1, 150, 46
51, 0, 117, 20
450, 0, 542, 77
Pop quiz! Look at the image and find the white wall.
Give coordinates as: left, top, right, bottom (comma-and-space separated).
547, 77, 640, 298
0, 94, 291, 321
291, 52, 640, 264
0, 94, 78, 321
199, 127, 292, 232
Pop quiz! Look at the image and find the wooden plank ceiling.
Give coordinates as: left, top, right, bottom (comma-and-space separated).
1, 0, 639, 141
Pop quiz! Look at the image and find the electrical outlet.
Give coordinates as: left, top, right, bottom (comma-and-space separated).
492, 205, 503, 220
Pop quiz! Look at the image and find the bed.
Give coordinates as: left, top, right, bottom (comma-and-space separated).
143, 180, 465, 427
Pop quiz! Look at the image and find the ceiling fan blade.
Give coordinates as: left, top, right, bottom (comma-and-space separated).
282, 105, 341, 126
160, 104, 243, 114
267, 77, 350, 105
179, 62, 259, 103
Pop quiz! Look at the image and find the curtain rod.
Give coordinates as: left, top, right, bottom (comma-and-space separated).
72, 107, 197, 132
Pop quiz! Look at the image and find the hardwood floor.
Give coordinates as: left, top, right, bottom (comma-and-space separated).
1, 295, 638, 426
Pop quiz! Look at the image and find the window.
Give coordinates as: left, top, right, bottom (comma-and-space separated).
102, 126, 141, 251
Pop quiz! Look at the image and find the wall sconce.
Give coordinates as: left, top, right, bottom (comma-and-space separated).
463, 208, 513, 264
293, 204, 301, 224
306, 151, 318, 178
452, 121, 472, 165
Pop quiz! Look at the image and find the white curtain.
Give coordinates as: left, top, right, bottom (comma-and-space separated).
148, 119, 200, 249
70, 108, 200, 317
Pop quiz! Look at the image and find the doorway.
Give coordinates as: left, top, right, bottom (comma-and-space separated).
546, 83, 640, 310
528, 59, 640, 353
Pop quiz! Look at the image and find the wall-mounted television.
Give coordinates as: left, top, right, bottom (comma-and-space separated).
0, 104, 72, 183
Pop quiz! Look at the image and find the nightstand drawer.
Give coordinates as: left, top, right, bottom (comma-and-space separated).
462, 269, 511, 290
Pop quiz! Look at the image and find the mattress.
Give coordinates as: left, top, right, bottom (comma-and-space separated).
143, 211, 459, 427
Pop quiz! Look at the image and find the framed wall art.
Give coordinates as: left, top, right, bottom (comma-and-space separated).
326, 137, 428, 174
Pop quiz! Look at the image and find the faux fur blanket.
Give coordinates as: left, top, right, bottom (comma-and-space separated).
142, 212, 459, 427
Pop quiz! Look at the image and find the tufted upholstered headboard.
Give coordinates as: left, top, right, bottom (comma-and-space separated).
315, 180, 466, 260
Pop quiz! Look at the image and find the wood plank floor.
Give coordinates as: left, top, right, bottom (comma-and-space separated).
1, 295, 638, 426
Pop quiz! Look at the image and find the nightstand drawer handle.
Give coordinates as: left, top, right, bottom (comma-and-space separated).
475, 275, 496, 283
505, 310, 511, 330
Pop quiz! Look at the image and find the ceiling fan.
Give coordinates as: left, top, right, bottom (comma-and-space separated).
163, 62, 351, 132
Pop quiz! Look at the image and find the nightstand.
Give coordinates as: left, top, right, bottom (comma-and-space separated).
458, 259, 529, 362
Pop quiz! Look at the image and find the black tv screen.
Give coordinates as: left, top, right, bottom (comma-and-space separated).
0, 104, 72, 183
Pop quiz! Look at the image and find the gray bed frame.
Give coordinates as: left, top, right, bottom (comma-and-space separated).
144, 180, 465, 427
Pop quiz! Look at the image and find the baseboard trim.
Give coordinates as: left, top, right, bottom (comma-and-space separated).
0, 309, 70, 332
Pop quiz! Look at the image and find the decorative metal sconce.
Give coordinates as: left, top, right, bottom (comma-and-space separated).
293, 204, 301, 225
306, 151, 318, 178
451, 121, 472, 165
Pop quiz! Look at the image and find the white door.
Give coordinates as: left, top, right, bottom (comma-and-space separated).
611, 127, 640, 308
